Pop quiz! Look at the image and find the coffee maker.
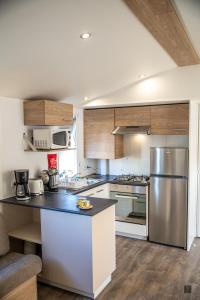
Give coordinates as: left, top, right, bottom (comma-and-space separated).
48, 169, 59, 191
14, 169, 31, 200
40, 169, 59, 192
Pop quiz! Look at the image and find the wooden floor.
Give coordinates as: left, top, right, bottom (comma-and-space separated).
38, 236, 200, 300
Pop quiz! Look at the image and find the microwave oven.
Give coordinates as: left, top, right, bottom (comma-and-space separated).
33, 128, 70, 150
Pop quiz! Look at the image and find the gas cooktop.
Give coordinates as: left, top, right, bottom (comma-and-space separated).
113, 175, 149, 184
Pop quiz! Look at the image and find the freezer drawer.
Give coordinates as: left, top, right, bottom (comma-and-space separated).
149, 176, 187, 248
150, 147, 188, 176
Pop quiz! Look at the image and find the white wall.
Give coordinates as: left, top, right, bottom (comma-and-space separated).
108, 135, 189, 175
188, 101, 199, 249
58, 107, 96, 176
0, 98, 97, 200
197, 104, 200, 237
0, 97, 47, 230
0, 97, 48, 198
84, 65, 200, 108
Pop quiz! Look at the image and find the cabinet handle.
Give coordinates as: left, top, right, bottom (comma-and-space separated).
115, 194, 138, 199
88, 193, 94, 197
96, 189, 104, 193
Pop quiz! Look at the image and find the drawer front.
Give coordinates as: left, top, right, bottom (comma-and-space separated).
110, 184, 146, 194
78, 184, 109, 198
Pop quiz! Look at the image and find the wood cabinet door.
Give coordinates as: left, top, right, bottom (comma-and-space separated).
150, 104, 189, 135
24, 100, 45, 125
84, 109, 123, 159
45, 101, 73, 125
115, 106, 150, 127
24, 100, 73, 125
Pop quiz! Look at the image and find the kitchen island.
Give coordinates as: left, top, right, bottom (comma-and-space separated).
0, 193, 117, 299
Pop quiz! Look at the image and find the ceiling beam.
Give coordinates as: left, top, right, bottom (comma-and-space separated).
123, 0, 200, 66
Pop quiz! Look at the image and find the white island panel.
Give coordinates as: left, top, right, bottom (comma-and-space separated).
92, 205, 116, 293
40, 210, 93, 295
40, 206, 116, 298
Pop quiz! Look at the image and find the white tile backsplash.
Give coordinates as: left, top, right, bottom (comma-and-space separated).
108, 134, 189, 175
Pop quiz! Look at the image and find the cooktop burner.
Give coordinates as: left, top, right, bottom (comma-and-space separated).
113, 175, 149, 184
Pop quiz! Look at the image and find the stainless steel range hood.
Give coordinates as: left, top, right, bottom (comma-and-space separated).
112, 126, 150, 135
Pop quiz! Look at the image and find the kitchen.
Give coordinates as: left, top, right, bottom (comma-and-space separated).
0, 0, 200, 300
0, 100, 192, 299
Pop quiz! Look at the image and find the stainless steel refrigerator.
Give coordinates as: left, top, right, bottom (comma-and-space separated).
149, 147, 188, 248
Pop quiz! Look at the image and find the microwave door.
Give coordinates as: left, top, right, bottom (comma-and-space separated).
52, 131, 67, 147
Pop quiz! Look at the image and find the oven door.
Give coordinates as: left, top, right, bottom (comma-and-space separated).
110, 191, 146, 225
52, 130, 69, 149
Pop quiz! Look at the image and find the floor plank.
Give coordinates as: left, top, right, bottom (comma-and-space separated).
38, 237, 200, 300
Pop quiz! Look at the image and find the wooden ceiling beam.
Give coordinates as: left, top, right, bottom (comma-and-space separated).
123, 0, 200, 66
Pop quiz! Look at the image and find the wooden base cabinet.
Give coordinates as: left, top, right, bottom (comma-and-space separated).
84, 109, 123, 159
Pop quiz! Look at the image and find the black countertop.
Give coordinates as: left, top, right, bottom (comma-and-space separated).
0, 193, 117, 217
65, 174, 149, 195
0, 174, 149, 216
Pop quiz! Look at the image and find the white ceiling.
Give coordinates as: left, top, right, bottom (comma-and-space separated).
0, 0, 180, 102
0, 0, 200, 102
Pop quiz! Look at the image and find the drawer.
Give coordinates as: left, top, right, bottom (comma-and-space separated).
78, 183, 109, 198
110, 184, 146, 194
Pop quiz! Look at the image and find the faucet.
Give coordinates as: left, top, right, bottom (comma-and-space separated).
71, 173, 81, 181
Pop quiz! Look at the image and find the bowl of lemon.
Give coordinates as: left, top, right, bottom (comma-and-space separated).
77, 199, 93, 210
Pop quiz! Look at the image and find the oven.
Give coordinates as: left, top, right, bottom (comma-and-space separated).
109, 184, 146, 225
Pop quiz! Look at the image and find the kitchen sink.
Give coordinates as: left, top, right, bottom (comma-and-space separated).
86, 178, 102, 185
66, 178, 103, 190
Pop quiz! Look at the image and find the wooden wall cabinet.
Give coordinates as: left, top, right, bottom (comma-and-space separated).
150, 104, 189, 135
83, 103, 189, 159
84, 109, 123, 159
24, 100, 73, 126
115, 106, 150, 127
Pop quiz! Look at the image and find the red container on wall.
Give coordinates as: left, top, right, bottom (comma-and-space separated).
47, 154, 58, 170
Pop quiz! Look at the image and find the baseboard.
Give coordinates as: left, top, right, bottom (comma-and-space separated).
38, 275, 111, 299
94, 275, 111, 298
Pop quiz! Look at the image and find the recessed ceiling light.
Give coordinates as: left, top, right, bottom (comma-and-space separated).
84, 96, 89, 101
80, 32, 92, 40
138, 74, 146, 79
